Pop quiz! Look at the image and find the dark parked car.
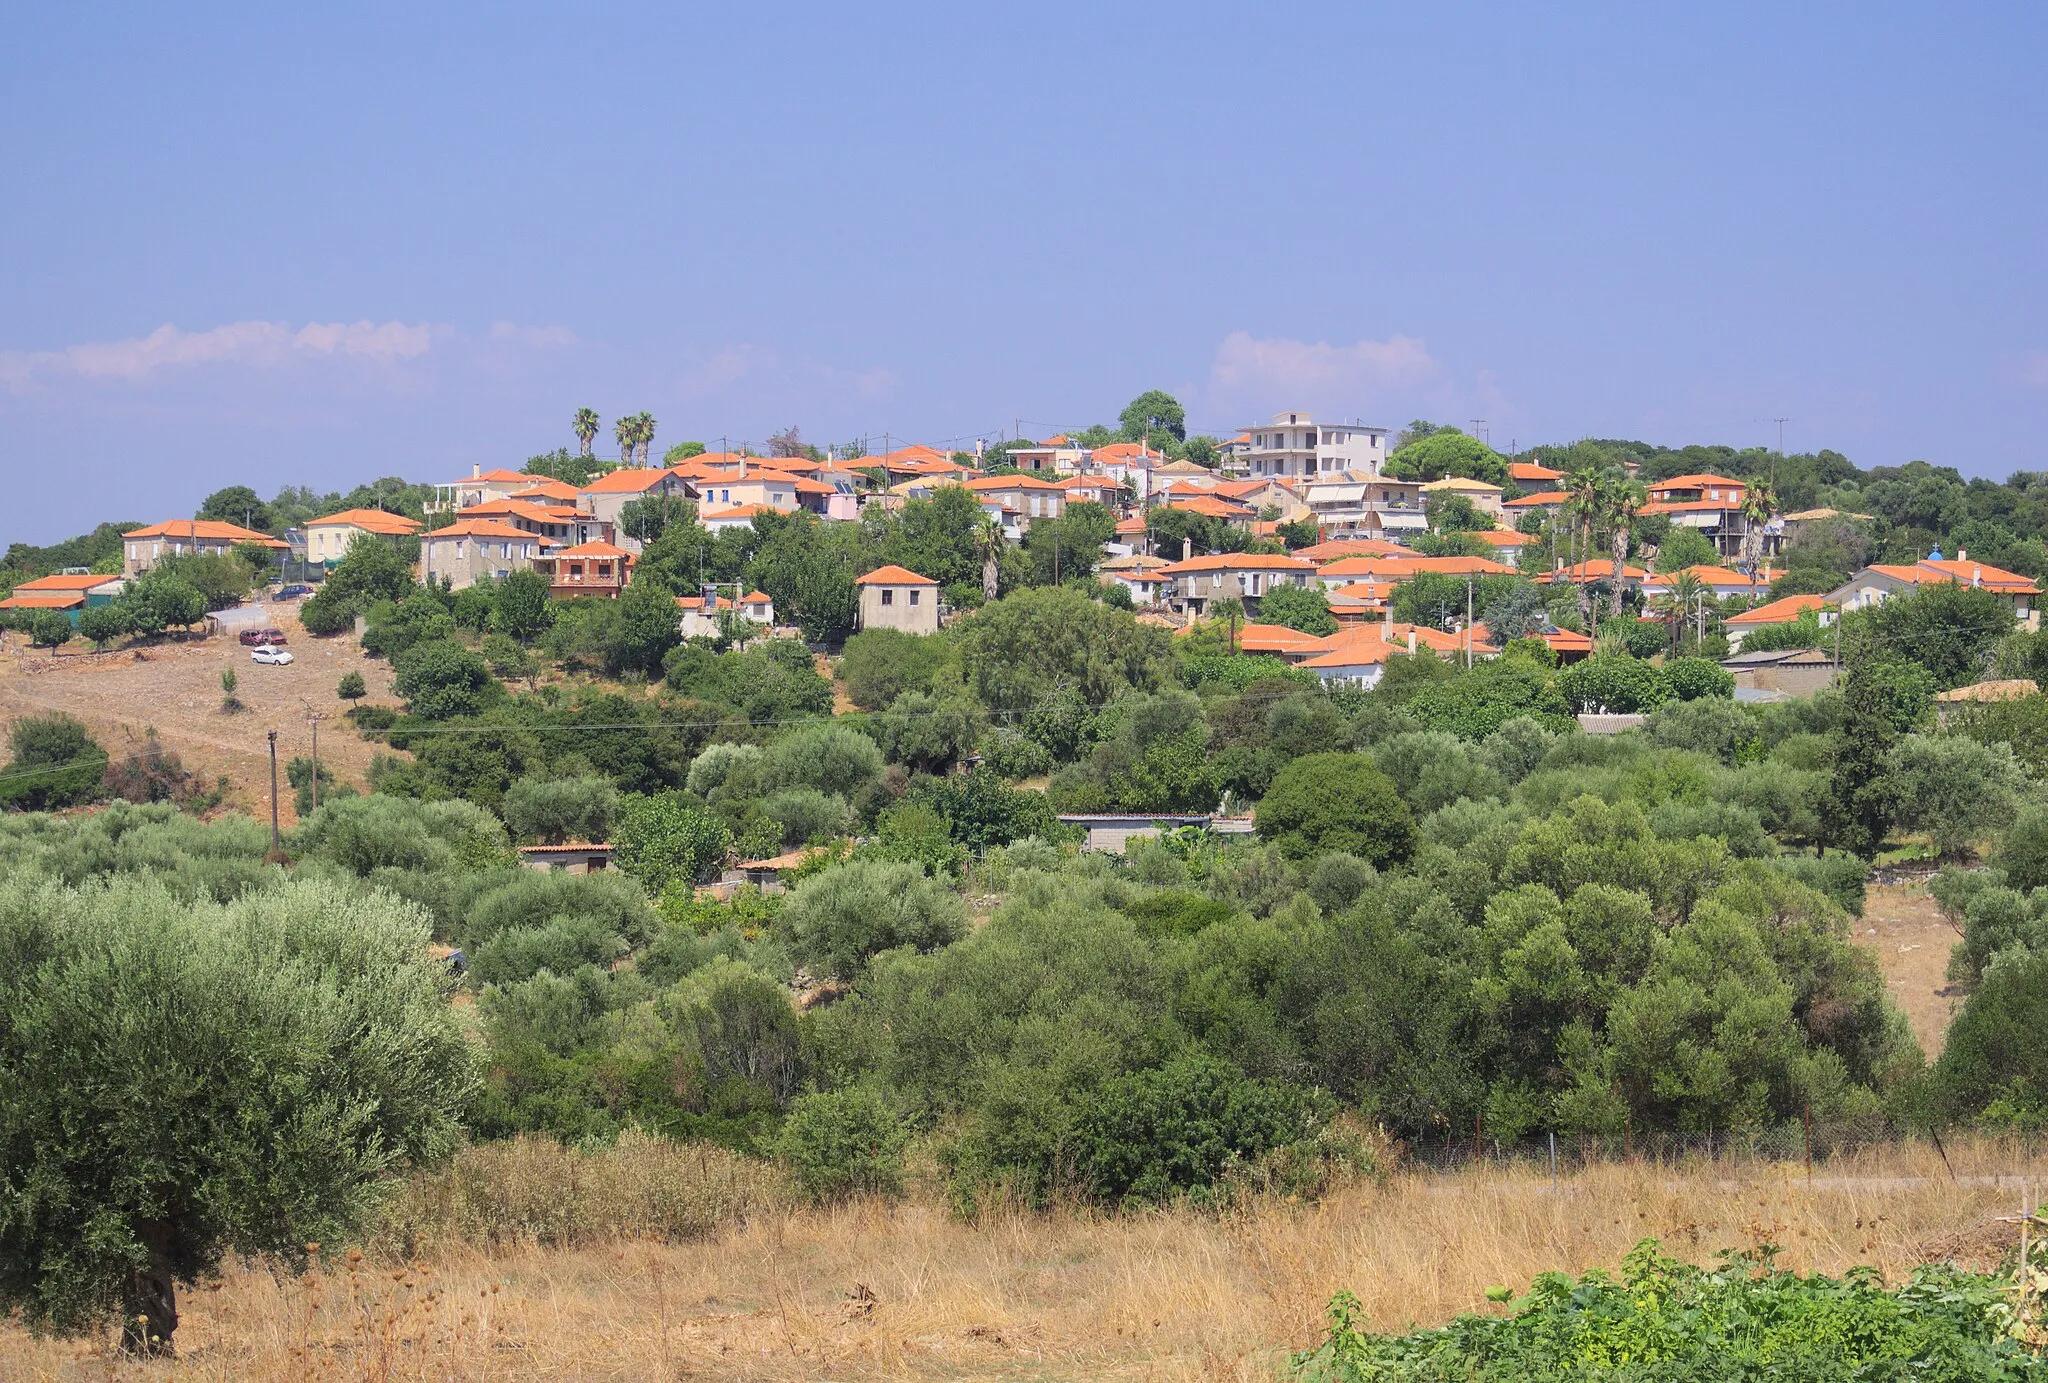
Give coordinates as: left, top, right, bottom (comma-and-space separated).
276, 584, 314, 599
237, 627, 288, 647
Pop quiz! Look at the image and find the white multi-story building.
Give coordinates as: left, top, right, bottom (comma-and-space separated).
1239, 412, 1391, 478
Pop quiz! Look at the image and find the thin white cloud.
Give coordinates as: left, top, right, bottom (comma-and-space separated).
2003, 350, 2048, 392
0, 318, 585, 389
1199, 330, 1445, 418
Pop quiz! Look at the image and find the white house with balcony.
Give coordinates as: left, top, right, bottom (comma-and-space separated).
1237, 412, 1391, 479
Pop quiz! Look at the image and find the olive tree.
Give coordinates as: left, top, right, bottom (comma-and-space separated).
0, 873, 474, 1354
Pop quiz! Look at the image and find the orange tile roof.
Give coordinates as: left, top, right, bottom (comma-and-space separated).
307, 507, 424, 535
1115, 515, 1148, 533
1503, 491, 1568, 508
1235, 626, 1319, 654
1508, 462, 1562, 482
1328, 581, 1395, 602
460, 498, 579, 525
0, 592, 85, 610
855, 564, 938, 586
963, 474, 1066, 493
475, 468, 533, 484
702, 504, 774, 521
509, 480, 581, 503
1914, 558, 2040, 594
1641, 499, 1741, 516
1291, 623, 1468, 668
424, 519, 549, 541
1295, 538, 1410, 561
547, 540, 632, 559
1465, 530, 1527, 547
1669, 564, 1768, 587
1727, 593, 1827, 626
13, 573, 119, 591
1538, 561, 1651, 583
1156, 552, 1318, 576
1166, 495, 1254, 519
1651, 473, 1747, 491
126, 519, 288, 547
582, 467, 680, 494
1317, 554, 1515, 578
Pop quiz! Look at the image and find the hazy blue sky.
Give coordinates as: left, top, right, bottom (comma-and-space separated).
5, 2, 2046, 542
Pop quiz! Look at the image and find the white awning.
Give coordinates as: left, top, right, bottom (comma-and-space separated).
1376, 511, 1429, 530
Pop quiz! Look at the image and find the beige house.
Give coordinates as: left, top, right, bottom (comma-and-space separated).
1100, 552, 1173, 605
1420, 475, 1505, 518
577, 467, 698, 554
420, 519, 550, 590
1155, 552, 1319, 618
962, 475, 1067, 521
431, 466, 541, 515
122, 519, 289, 577
303, 508, 424, 564
855, 564, 940, 634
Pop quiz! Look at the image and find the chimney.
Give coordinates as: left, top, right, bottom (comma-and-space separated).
1958, 547, 1968, 562
1974, 565, 1983, 588
1382, 598, 1393, 634
472, 463, 481, 479
1407, 630, 1417, 654
738, 456, 746, 480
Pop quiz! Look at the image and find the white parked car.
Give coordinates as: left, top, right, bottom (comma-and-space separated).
249, 646, 294, 666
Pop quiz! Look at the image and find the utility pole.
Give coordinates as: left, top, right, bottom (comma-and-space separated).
1465, 577, 1474, 669
1469, 419, 1489, 447
266, 730, 280, 854
1773, 416, 1789, 454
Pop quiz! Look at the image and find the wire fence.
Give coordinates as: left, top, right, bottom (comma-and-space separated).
1395, 1115, 1955, 1176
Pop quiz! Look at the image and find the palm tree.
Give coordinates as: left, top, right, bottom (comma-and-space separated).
1652, 570, 1708, 652
635, 413, 656, 465
977, 515, 1005, 605
1562, 464, 1605, 626
1739, 477, 1778, 606
614, 416, 636, 465
573, 407, 600, 458
1607, 478, 1647, 622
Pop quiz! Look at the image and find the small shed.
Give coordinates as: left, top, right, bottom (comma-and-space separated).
516, 842, 613, 874
719, 849, 822, 893
1934, 679, 2039, 726
1720, 647, 1838, 697
1057, 812, 1218, 852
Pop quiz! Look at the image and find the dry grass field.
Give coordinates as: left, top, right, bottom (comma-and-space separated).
1856, 880, 1963, 1058
0, 605, 393, 826
5, 1137, 2041, 1383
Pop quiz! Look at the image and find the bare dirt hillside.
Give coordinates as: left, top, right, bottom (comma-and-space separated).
0, 604, 395, 827
1854, 881, 1961, 1060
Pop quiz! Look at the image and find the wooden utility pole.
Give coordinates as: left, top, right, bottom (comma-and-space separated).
266, 730, 280, 854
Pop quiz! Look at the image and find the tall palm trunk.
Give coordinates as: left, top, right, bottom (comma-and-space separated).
1610, 525, 1629, 623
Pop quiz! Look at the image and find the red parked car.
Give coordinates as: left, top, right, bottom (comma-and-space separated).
237, 627, 288, 647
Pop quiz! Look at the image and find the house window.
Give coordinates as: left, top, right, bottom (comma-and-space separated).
909, 590, 920, 606
881, 589, 894, 605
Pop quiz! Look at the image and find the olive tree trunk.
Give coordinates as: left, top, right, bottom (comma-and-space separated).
119, 1221, 177, 1355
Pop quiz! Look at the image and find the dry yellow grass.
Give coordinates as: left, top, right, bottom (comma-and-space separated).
6, 1138, 2042, 1383
1856, 880, 1963, 1058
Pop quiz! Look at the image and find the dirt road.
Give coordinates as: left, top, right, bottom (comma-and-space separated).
0, 602, 395, 826
1854, 882, 1960, 1060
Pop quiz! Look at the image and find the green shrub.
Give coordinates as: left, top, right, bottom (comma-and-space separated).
612, 792, 731, 891
1665, 655, 1735, 701
1557, 655, 1672, 713
777, 1089, 907, 1202
1292, 1240, 2043, 1380
1075, 1053, 1329, 1205
501, 775, 619, 845
777, 859, 965, 979
0, 713, 107, 811
1256, 753, 1415, 865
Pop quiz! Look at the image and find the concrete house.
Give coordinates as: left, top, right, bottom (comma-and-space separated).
534, 540, 633, 599
303, 508, 424, 565
1238, 412, 1391, 478
431, 466, 542, 515
420, 519, 549, 590
1155, 552, 1319, 618
577, 468, 698, 554
0, 573, 128, 626
855, 564, 940, 634
1826, 550, 2041, 630
1420, 475, 1506, 518
122, 520, 289, 577
1641, 473, 1776, 560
